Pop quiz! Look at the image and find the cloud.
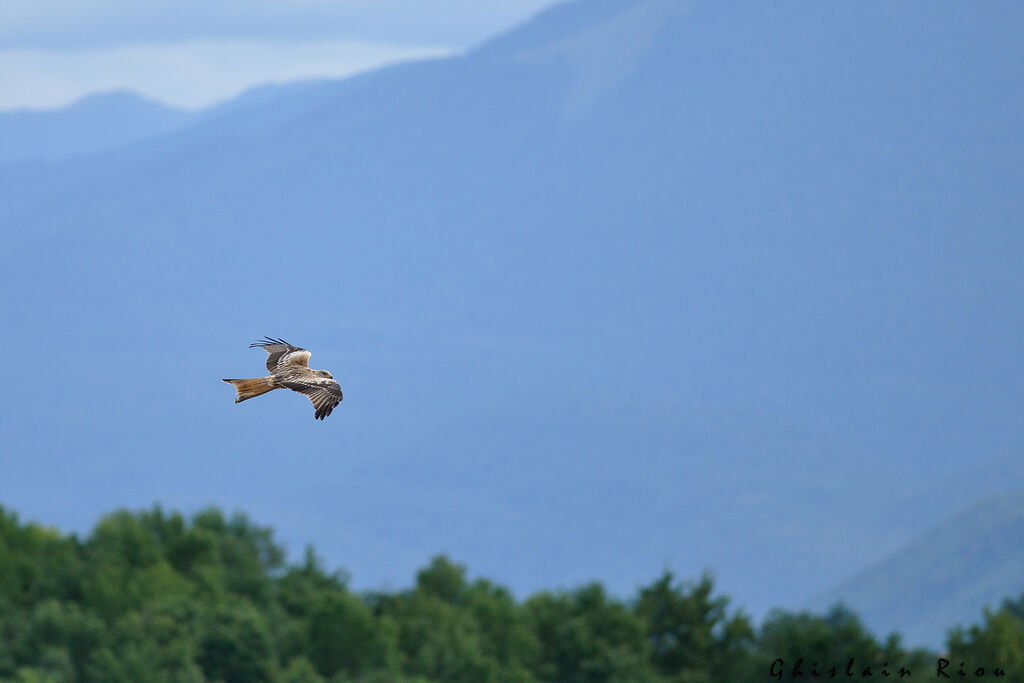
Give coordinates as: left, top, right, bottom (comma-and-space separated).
0, 40, 454, 110
0, 1, 562, 111
0, 1, 562, 50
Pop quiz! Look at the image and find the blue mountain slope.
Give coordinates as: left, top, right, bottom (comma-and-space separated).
809, 492, 1024, 649
0, 91, 194, 164
0, 0, 1022, 620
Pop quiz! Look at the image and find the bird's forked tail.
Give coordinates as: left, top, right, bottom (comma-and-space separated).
222, 377, 276, 403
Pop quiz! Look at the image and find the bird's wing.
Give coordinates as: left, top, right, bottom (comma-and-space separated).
280, 374, 344, 420
250, 337, 312, 373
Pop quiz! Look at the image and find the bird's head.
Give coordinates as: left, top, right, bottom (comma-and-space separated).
318, 370, 334, 379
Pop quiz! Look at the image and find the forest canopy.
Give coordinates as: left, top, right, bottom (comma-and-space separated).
0, 504, 1019, 682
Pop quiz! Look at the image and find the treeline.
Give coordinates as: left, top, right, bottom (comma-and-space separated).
0, 505, 1020, 682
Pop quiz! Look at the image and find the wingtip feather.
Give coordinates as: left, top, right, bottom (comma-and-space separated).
249, 336, 293, 349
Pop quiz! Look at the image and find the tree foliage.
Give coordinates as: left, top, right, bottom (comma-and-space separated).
947, 594, 1024, 679
1, 503, 1019, 681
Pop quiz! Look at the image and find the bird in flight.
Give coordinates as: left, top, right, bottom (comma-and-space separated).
223, 337, 343, 420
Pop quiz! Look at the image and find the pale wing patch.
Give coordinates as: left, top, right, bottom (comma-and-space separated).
277, 349, 312, 370
250, 337, 311, 373
281, 376, 343, 420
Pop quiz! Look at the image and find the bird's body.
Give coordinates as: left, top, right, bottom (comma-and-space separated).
223, 337, 343, 420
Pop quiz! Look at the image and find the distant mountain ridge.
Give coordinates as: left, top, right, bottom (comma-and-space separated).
810, 491, 1024, 648
0, 91, 193, 164
0, 82, 345, 166
0, 0, 1021, 643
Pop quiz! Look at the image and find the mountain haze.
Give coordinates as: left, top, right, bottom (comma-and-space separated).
0, 91, 193, 165
1, 0, 1021, 634
810, 492, 1024, 648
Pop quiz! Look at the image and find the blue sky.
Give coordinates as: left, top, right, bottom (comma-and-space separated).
0, 0, 561, 110
0, 0, 1020, 644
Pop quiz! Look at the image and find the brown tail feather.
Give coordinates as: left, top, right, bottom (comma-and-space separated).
222, 377, 276, 403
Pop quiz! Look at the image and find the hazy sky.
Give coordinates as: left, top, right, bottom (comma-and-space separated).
0, 0, 562, 110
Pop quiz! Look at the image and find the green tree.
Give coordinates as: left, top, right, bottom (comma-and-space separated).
274, 547, 352, 662
26, 600, 104, 681
0, 506, 82, 607
634, 570, 754, 682
999, 592, 1024, 622
196, 599, 276, 683
384, 591, 498, 681
525, 583, 657, 683
279, 656, 326, 683
752, 604, 929, 681
189, 508, 283, 604
14, 647, 76, 683
307, 592, 395, 678
464, 578, 540, 679
87, 596, 204, 683
372, 556, 534, 682
948, 604, 1024, 678
80, 510, 190, 621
